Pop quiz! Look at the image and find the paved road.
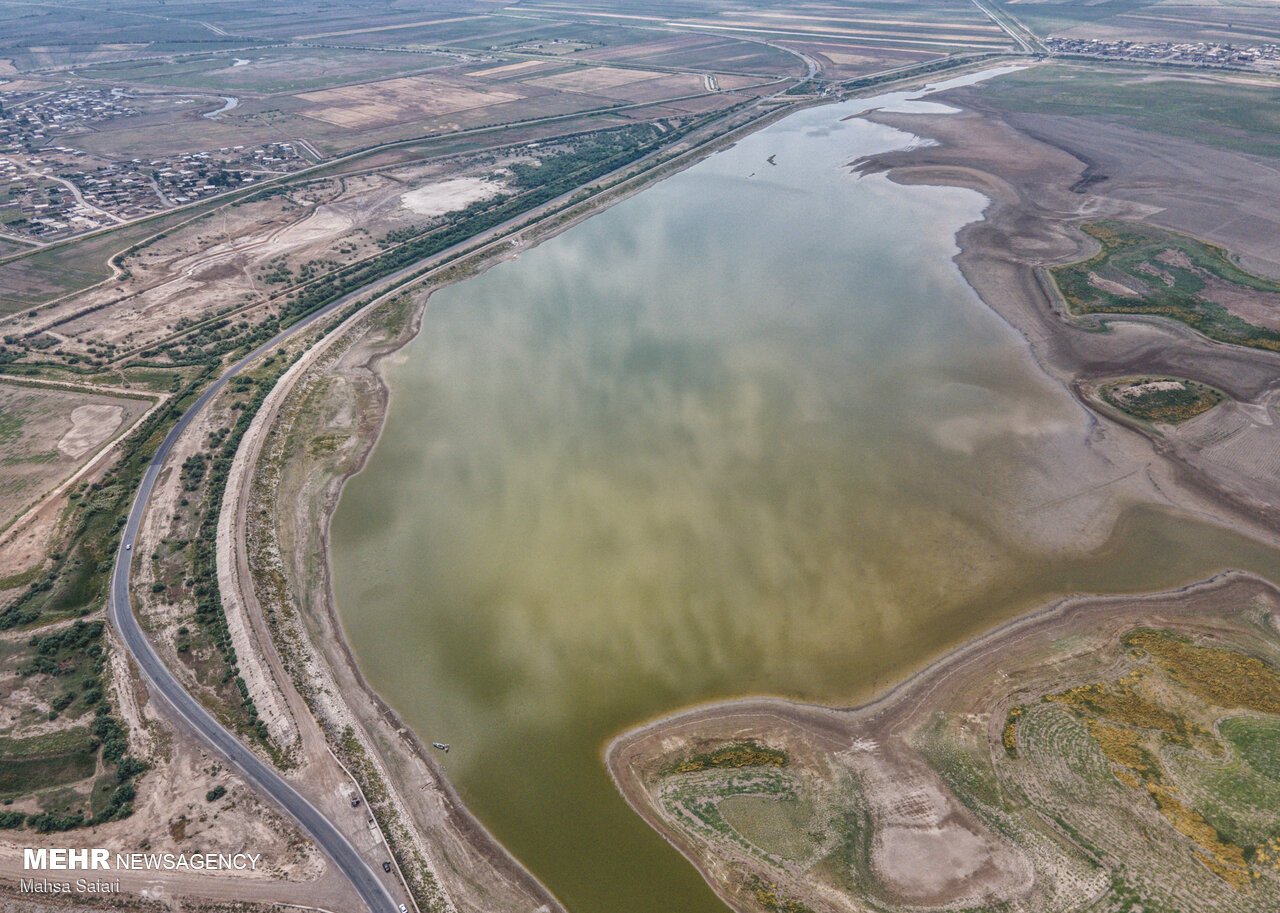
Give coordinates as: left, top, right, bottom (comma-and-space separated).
110, 286, 408, 913
105, 93, 814, 911
105, 156, 661, 909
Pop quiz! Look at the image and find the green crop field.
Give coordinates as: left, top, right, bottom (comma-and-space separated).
72, 47, 454, 95
980, 64, 1280, 159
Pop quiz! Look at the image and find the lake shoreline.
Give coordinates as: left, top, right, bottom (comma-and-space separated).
285, 65, 1280, 913
599, 82, 1280, 911
605, 569, 1280, 913
247, 89, 840, 913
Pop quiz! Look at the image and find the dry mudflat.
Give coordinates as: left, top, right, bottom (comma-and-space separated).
608, 64, 1280, 913
857, 71, 1280, 540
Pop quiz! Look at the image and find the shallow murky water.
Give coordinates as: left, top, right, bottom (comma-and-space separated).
332, 72, 1280, 913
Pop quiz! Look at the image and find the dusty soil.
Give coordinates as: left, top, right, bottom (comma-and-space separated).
399, 177, 506, 219
0, 382, 147, 530
0, 151, 536, 367
298, 76, 523, 129
0, 381, 155, 592
55, 404, 125, 458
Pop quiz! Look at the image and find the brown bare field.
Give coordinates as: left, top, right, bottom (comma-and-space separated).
695, 14, 1009, 47
524, 64, 667, 93
298, 75, 525, 129
583, 32, 799, 74
469, 58, 560, 79
297, 14, 485, 41
642, 94, 736, 115
581, 73, 709, 104
0, 79, 51, 94
0, 382, 148, 530
1007, 0, 1280, 44
785, 40, 937, 78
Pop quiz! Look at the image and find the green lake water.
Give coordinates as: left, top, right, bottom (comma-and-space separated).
331, 73, 1280, 913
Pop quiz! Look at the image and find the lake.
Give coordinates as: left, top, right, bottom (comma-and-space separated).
331, 71, 1280, 913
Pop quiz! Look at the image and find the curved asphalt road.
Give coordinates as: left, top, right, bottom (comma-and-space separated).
107, 93, 812, 911
110, 282, 408, 913
107, 173, 624, 910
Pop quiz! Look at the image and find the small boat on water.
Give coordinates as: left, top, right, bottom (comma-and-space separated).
432, 742, 450, 753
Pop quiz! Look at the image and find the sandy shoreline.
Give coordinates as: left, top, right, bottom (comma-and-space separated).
236, 101, 828, 910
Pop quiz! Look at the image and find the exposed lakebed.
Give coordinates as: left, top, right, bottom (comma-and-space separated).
331, 72, 1280, 913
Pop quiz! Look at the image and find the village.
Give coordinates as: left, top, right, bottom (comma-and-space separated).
1048, 37, 1280, 70
0, 87, 310, 240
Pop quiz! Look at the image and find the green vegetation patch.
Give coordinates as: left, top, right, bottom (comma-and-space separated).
0, 410, 22, 445
1003, 705, 1024, 757
1046, 679, 1203, 746
982, 64, 1280, 159
745, 874, 815, 913
0, 729, 97, 801
1025, 627, 1280, 888
1102, 378, 1223, 424
720, 795, 814, 860
670, 741, 788, 774
1221, 717, 1280, 781
1052, 221, 1280, 352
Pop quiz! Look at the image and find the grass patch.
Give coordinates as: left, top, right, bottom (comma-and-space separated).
720, 795, 813, 860
1221, 717, 1280, 781
1102, 377, 1223, 424
1052, 221, 1280, 352
0, 752, 97, 798
669, 742, 788, 774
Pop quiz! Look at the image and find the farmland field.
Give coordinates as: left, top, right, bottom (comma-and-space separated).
70, 47, 457, 95
996, 0, 1280, 44
976, 63, 1280, 158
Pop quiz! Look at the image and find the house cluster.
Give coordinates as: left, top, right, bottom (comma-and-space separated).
0, 87, 140, 149
0, 87, 310, 241
1047, 37, 1280, 70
